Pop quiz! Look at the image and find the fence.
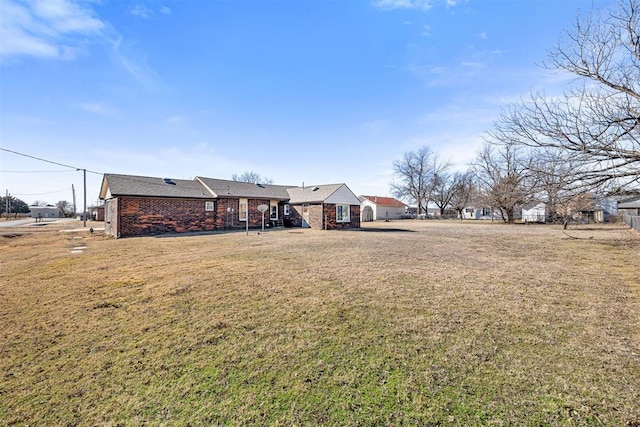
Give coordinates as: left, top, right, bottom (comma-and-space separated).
623, 215, 640, 232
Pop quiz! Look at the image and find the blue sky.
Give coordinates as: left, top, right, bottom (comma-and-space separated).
0, 0, 606, 209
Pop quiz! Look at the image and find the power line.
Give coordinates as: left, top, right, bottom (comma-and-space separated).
0, 170, 76, 173
0, 147, 103, 175
12, 188, 70, 196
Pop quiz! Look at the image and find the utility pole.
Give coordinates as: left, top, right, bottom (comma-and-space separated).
83, 169, 87, 227
4, 190, 8, 220
72, 184, 76, 217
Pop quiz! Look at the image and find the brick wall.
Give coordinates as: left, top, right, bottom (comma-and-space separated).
323, 203, 361, 230
117, 197, 217, 237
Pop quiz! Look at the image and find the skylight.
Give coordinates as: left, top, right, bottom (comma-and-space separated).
163, 178, 176, 185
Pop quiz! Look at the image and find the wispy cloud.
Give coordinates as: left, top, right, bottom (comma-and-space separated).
0, 0, 105, 60
130, 4, 154, 19
80, 102, 118, 115
130, 4, 171, 19
111, 36, 165, 91
372, 0, 432, 12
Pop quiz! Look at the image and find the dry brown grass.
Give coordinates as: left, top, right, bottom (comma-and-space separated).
1, 220, 639, 425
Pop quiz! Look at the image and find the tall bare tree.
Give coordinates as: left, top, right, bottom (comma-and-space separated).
449, 171, 476, 219
492, 0, 640, 192
471, 142, 534, 223
390, 146, 432, 216
391, 146, 450, 216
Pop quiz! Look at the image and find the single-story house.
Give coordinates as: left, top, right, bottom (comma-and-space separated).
460, 206, 495, 220
99, 174, 361, 238
359, 195, 408, 222
522, 203, 547, 223
618, 196, 640, 216
29, 205, 59, 218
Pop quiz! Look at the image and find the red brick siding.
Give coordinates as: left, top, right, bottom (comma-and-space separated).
288, 203, 360, 229
117, 197, 217, 237
323, 203, 361, 230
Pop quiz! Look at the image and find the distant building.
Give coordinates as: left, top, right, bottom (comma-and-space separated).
29, 205, 59, 219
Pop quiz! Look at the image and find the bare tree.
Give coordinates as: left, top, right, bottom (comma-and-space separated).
55, 200, 73, 217
390, 146, 443, 216
449, 171, 476, 219
471, 142, 534, 223
528, 149, 599, 228
232, 171, 274, 185
493, 0, 640, 192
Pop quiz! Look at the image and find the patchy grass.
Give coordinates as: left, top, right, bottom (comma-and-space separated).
1, 220, 639, 425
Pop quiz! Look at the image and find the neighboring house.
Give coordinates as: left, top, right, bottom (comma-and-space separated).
99, 174, 360, 238
460, 206, 518, 221
89, 205, 105, 221
29, 205, 59, 218
522, 203, 547, 223
618, 196, 640, 216
460, 206, 494, 220
359, 195, 408, 222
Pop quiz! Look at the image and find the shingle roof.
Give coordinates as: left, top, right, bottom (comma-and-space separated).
100, 174, 212, 199
360, 195, 407, 208
286, 184, 343, 204
196, 177, 291, 199
100, 174, 360, 205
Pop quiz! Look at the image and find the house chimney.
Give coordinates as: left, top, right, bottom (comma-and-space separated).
374, 196, 377, 203
302, 182, 305, 190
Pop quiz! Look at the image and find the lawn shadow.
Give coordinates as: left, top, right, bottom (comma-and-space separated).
358, 227, 416, 233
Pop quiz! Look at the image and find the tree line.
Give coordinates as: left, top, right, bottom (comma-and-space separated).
1, 197, 75, 218
392, 0, 640, 225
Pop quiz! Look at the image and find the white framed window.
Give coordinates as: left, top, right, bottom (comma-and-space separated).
239, 198, 248, 221
270, 201, 278, 220
336, 204, 350, 222
205, 201, 215, 211
284, 204, 290, 216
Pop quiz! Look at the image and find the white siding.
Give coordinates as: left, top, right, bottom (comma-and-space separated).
325, 184, 361, 205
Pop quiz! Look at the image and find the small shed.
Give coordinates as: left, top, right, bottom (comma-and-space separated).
359, 195, 408, 221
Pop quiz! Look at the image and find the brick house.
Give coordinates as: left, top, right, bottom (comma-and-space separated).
99, 174, 360, 238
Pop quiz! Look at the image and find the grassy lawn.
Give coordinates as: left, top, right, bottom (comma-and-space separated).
1, 220, 639, 425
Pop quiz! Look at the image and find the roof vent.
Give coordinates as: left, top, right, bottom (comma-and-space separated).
163, 178, 176, 185
312, 186, 320, 191
256, 183, 265, 188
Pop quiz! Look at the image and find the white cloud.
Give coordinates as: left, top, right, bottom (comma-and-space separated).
159, 6, 171, 15
130, 4, 153, 19
0, 0, 105, 60
422, 25, 431, 36
373, 0, 432, 12
478, 31, 487, 39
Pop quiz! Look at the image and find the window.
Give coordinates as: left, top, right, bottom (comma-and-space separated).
239, 198, 248, 221
336, 204, 350, 222
270, 204, 278, 220
205, 201, 214, 211
284, 204, 290, 216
